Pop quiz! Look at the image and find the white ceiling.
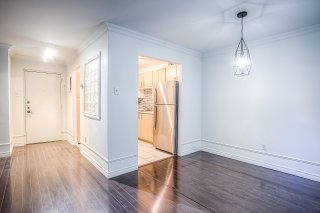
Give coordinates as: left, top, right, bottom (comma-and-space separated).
1, 0, 319, 63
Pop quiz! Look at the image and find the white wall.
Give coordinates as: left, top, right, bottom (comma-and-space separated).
65, 24, 201, 178
106, 24, 202, 177
0, 44, 10, 157
66, 28, 109, 177
202, 26, 320, 182
10, 56, 67, 146
66, 23, 319, 182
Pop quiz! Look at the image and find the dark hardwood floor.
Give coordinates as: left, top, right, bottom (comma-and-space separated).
0, 141, 319, 213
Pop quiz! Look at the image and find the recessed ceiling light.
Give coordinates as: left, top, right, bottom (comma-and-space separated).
42, 47, 57, 62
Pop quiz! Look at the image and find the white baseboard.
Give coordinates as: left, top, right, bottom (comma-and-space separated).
108, 154, 138, 178
79, 142, 137, 178
179, 139, 202, 156
79, 143, 109, 177
202, 139, 320, 182
0, 143, 11, 157
12, 135, 26, 147
10, 140, 13, 154
13, 134, 69, 147
62, 131, 76, 146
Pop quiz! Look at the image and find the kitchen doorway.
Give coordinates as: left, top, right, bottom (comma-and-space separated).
137, 56, 181, 166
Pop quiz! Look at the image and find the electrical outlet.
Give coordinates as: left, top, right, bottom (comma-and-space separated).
114, 87, 120, 95
84, 137, 87, 143
262, 144, 267, 151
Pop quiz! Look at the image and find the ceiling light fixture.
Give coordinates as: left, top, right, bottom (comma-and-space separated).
42, 47, 57, 62
233, 11, 252, 77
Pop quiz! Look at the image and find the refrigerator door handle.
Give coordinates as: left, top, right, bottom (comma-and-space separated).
154, 105, 157, 129
154, 87, 157, 105
154, 87, 157, 129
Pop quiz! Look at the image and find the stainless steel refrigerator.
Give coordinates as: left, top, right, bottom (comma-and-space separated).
153, 81, 179, 154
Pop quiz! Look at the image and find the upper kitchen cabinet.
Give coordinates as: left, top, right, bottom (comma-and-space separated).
139, 72, 153, 88
166, 64, 180, 82
138, 73, 144, 88
158, 68, 166, 82
139, 64, 181, 89
144, 71, 153, 87
152, 68, 166, 86
152, 70, 159, 86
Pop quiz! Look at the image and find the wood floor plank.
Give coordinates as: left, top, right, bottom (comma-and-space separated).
38, 143, 76, 213
0, 157, 9, 211
0, 155, 19, 213
143, 155, 318, 213
186, 152, 320, 206
54, 143, 120, 213
0, 141, 319, 213
187, 151, 320, 198
9, 151, 26, 213
34, 143, 59, 213
56, 141, 129, 213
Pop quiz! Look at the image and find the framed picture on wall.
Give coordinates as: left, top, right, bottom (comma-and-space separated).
83, 52, 101, 120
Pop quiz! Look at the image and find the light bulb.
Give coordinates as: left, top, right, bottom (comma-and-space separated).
42, 47, 57, 62
236, 56, 249, 68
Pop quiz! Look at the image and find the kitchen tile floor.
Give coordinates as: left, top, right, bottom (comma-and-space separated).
138, 140, 172, 166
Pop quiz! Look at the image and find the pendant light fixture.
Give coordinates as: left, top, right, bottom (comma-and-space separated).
233, 11, 251, 77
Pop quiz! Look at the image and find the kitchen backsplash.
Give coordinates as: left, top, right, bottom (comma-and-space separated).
138, 88, 154, 111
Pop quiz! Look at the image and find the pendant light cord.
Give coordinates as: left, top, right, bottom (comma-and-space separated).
240, 17, 244, 53
241, 17, 244, 39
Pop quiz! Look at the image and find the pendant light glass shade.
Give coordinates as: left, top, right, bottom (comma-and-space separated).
233, 11, 251, 77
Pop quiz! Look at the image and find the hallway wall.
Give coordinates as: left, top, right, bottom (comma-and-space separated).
10, 56, 67, 146
0, 44, 10, 157
65, 27, 109, 177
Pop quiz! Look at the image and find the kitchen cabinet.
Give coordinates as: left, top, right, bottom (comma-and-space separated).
138, 113, 154, 143
152, 69, 165, 86
138, 112, 143, 138
158, 68, 166, 82
152, 70, 159, 86
138, 73, 144, 88
139, 72, 153, 88
166, 65, 177, 82
145, 113, 154, 142
144, 72, 153, 88
139, 65, 181, 88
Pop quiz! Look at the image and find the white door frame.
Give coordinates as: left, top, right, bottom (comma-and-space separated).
75, 68, 81, 145
23, 69, 63, 144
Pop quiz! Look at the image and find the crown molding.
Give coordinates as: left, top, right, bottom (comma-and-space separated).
252, 24, 320, 47
204, 24, 320, 58
77, 23, 108, 54
106, 22, 202, 58
0, 43, 12, 50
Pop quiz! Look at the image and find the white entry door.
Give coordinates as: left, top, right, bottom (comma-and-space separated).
25, 71, 62, 144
